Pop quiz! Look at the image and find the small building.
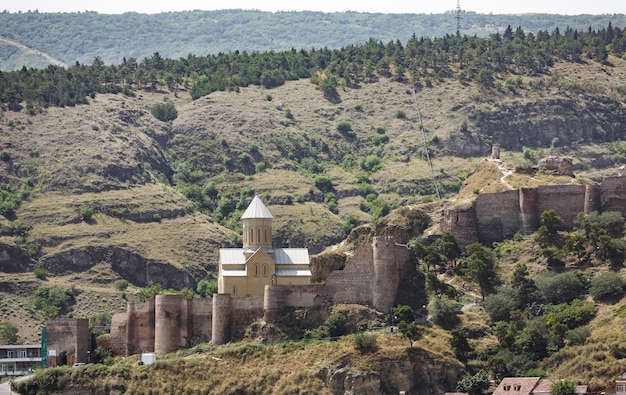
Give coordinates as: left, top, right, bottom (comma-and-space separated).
493, 377, 541, 395
0, 344, 42, 376
218, 195, 311, 297
615, 372, 626, 395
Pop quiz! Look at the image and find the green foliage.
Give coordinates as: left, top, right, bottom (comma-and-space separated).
0, 188, 21, 218
550, 380, 576, 395
89, 312, 112, 327
341, 213, 360, 233
34, 267, 47, 280
456, 371, 490, 395
32, 285, 75, 318
535, 271, 588, 304
589, 272, 626, 301
10, 219, 31, 237
360, 155, 383, 172
135, 283, 163, 302
483, 285, 520, 322
392, 305, 415, 324
394, 109, 406, 119
450, 328, 472, 362
114, 279, 129, 291
352, 333, 377, 352
0, 320, 19, 344
398, 321, 421, 347
463, 243, 497, 299
430, 297, 461, 329
314, 175, 334, 193
197, 279, 218, 297
12, 366, 72, 394
325, 313, 348, 338
150, 100, 178, 122
336, 121, 353, 136
79, 206, 94, 222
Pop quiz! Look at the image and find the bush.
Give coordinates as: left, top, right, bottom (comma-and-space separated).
114, 279, 129, 291
314, 175, 334, 193
336, 120, 353, 135
79, 207, 94, 222
325, 313, 348, 338
394, 109, 406, 119
197, 279, 218, 297
590, 272, 626, 301
352, 333, 377, 352
150, 101, 178, 122
536, 271, 588, 304
34, 267, 47, 280
431, 297, 461, 329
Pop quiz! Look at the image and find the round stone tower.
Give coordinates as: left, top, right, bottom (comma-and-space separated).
241, 195, 273, 250
519, 188, 539, 234
211, 293, 232, 345
584, 184, 602, 214
154, 294, 185, 355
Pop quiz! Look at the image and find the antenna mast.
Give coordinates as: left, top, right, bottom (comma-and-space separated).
455, 0, 462, 35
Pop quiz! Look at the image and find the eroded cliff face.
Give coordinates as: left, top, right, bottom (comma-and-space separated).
318, 347, 463, 395
472, 96, 626, 151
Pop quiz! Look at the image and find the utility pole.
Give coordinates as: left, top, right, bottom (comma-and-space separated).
456, 0, 462, 36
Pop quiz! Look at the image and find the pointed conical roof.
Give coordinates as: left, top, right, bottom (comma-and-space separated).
241, 195, 274, 219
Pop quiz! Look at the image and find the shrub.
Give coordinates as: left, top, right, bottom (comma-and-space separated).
565, 326, 591, 345
590, 272, 626, 301
79, 207, 94, 222
360, 155, 382, 172
89, 312, 112, 327
325, 313, 348, 338
150, 101, 178, 122
152, 213, 162, 222
265, 94, 273, 101
11, 219, 32, 237
314, 175, 334, 193
336, 120, 353, 135
394, 109, 406, 119
114, 279, 129, 291
536, 272, 588, 304
352, 333, 377, 352
431, 297, 461, 329
284, 108, 294, 119
34, 267, 47, 280
197, 280, 218, 297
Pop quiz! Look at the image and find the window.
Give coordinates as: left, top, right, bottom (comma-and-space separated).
263, 264, 267, 276
255, 265, 259, 277
250, 228, 254, 243
513, 385, 520, 391
617, 385, 626, 393
258, 229, 261, 243
504, 386, 511, 391
18, 350, 26, 358
232, 285, 236, 295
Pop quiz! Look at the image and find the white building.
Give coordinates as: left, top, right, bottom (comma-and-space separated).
0, 344, 42, 376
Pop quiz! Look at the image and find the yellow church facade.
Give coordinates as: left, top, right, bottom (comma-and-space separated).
218, 195, 311, 297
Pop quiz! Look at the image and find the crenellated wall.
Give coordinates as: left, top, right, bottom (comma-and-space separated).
442, 177, 626, 246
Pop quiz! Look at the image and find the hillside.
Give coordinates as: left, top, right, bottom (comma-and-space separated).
3, 33, 626, 393
1, 10, 626, 70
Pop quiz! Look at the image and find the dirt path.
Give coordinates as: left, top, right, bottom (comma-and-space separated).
0, 35, 68, 68
489, 158, 515, 190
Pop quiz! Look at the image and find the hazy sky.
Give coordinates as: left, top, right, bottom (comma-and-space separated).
4, 0, 626, 15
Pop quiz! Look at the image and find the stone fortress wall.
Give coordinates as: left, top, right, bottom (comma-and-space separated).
106, 236, 415, 355
441, 176, 626, 246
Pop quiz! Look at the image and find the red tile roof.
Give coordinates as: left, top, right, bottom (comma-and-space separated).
493, 377, 541, 395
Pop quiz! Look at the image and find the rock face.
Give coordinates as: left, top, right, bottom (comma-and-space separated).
40, 246, 204, 289
0, 240, 33, 273
318, 347, 463, 395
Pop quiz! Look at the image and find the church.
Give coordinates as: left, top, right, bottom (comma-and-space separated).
218, 195, 312, 296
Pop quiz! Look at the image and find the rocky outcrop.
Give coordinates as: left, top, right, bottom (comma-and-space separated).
0, 239, 34, 272
318, 347, 463, 395
40, 246, 204, 289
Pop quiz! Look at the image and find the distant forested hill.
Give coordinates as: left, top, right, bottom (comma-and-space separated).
1, 9, 626, 70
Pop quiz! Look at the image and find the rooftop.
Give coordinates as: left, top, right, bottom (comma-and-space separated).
241, 195, 273, 219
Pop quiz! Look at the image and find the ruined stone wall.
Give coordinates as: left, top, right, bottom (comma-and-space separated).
263, 284, 330, 322
103, 313, 127, 356
46, 318, 90, 366
372, 237, 412, 313
442, 177, 626, 246
324, 241, 375, 306
536, 184, 585, 227
474, 189, 521, 244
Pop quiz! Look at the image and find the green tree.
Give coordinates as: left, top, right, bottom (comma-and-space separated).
457, 371, 490, 395
150, 100, 178, 122
197, 279, 219, 297
0, 320, 19, 344
325, 313, 348, 338
463, 243, 497, 299
398, 321, 421, 347
589, 272, 626, 302
450, 328, 472, 362
392, 305, 415, 324
550, 380, 576, 395
431, 297, 461, 329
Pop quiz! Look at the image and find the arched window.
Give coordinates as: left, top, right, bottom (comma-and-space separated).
264, 229, 267, 242
250, 228, 254, 243
258, 229, 261, 243
255, 265, 259, 277
232, 285, 236, 295
263, 264, 267, 276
